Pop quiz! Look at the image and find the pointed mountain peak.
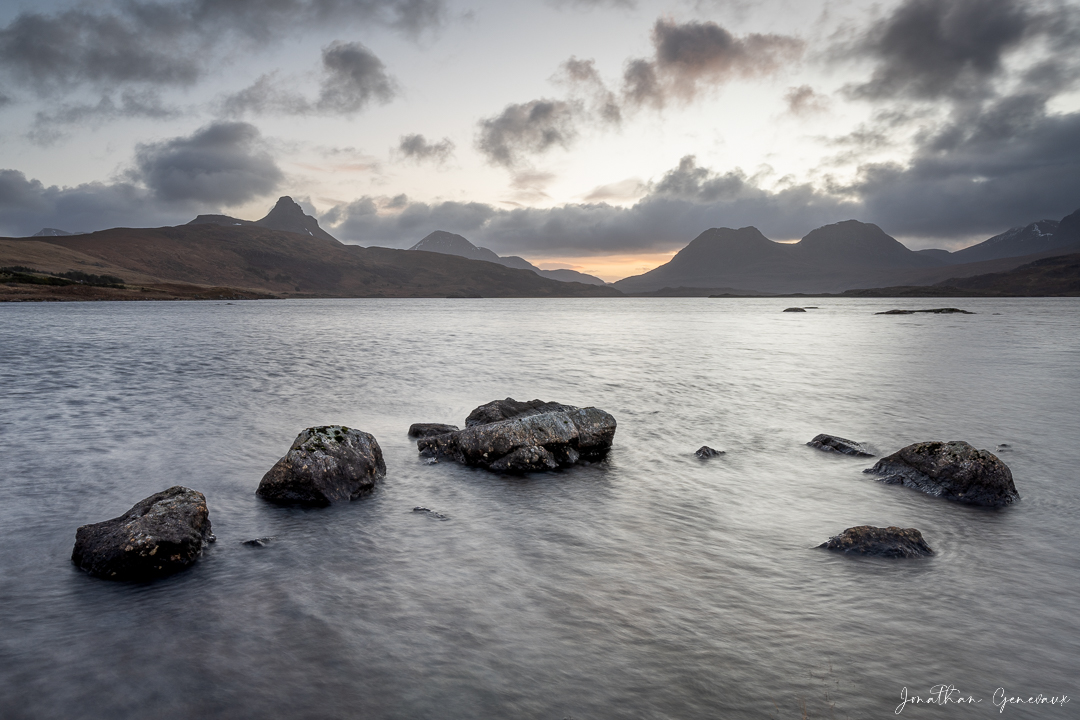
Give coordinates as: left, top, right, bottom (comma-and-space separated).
254, 197, 338, 243
410, 231, 478, 252
260, 196, 306, 221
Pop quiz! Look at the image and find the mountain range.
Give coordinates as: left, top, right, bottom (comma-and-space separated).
6, 197, 1080, 300
1, 198, 618, 300
613, 209, 1080, 294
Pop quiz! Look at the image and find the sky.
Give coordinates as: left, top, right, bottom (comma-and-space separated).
1, 0, 1079, 281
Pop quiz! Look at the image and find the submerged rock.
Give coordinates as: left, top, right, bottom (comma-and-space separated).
695, 446, 724, 459
72, 486, 213, 581
257, 425, 385, 506
783, 307, 806, 312
408, 423, 459, 438
807, 434, 874, 457
819, 526, 933, 558
412, 506, 450, 520
863, 440, 1019, 507
418, 399, 616, 473
875, 308, 974, 315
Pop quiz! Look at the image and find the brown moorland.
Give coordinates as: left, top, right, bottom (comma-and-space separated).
0, 223, 621, 301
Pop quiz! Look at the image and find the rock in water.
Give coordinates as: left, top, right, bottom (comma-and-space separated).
71, 486, 213, 581
418, 400, 616, 473
408, 423, 460, 438
695, 446, 724, 458
807, 434, 874, 457
819, 526, 934, 558
464, 398, 576, 427
783, 307, 806, 312
863, 440, 1019, 507
257, 425, 385, 506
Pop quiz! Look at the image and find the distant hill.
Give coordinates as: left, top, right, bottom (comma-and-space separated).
32, 228, 77, 237
409, 231, 609, 286
187, 196, 338, 244
843, 253, 1080, 297
950, 220, 1063, 264
614, 221, 943, 294
2, 206, 620, 300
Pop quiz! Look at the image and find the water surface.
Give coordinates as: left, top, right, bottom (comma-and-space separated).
1, 298, 1077, 719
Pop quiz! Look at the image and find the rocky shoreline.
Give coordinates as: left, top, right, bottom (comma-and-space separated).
70, 398, 1020, 579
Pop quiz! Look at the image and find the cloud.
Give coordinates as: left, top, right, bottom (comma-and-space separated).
844, 0, 1079, 102
131, 121, 283, 204
397, 134, 455, 163
0, 170, 191, 237
557, 56, 622, 125
849, 95, 1080, 237
0, 120, 288, 236
322, 154, 856, 255
784, 85, 828, 116
582, 178, 647, 202
28, 90, 181, 145
316, 41, 397, 113
221, 41, 396, 117
622, 19, 804, 108
0, 0, 441, 97
476, 99, 581, 167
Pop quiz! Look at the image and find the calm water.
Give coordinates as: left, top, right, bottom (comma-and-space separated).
1, 298, 1078, 719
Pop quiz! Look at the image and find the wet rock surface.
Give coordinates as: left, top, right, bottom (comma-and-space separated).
807, 434, 874, 457
783, 307, 806, 312
72, 486, 214, 581
875, 308, 974, 315
695, 446, 724, 458
464, 398, 577, 427
864, 440, 1019, 507
257, 425, 385, 506
408, 423, 459, 438
819, 525, 934, 558
413, 506, 450, 520
418, 399, 616, 473
242, 537, 275, 547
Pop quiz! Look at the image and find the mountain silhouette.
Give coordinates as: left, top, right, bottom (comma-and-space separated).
187, 196, 338, 244
409, 231, 608, 285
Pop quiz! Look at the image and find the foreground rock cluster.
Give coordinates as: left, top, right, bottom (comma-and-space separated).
808, 434, 1020, 560
414, 398, 617, 473
70, 398, 1022, 580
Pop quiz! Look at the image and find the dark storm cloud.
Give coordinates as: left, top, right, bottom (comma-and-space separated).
323, 196, 496, 241
622, 19, 804, 108
316, 42, 397, 113
220, 41, 396, 117
131, 121, 283, 204
476, 99, 581, 167
0, 170, 192, 237
845, 0, 1079, 102
0, 0, 442, 96
0, 120, 284, 235
398, 134, 455, 163
850, 97, 1080, 238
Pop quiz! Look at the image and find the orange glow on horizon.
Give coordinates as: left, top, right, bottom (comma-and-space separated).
527, 251, 678, 283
